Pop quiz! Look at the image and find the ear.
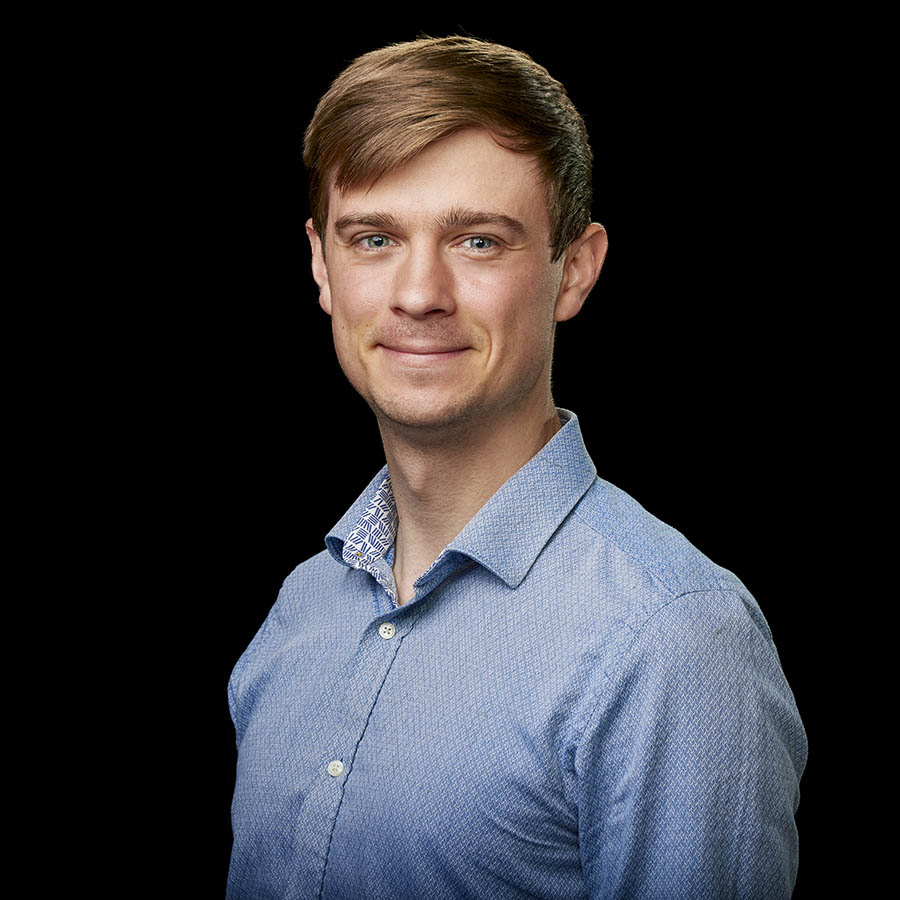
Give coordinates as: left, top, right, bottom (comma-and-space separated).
554, 224, 608, 323
306, 218, 332, 315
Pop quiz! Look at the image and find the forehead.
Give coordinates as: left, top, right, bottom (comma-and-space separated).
325, 128, 550, 234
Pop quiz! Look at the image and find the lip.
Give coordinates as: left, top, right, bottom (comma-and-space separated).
378, 344, 470, 358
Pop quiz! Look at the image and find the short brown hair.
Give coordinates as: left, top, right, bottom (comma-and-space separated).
303, 36, 593, 261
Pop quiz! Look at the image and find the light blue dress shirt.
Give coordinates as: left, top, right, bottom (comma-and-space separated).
228, 410, 806, 899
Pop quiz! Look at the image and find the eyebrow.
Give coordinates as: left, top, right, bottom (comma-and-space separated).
332, 206, 529, 241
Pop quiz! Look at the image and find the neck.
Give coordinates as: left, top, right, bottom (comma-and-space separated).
380, 398, 562, 605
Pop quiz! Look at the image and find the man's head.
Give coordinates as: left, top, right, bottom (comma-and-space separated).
303, 35, 593, 262
303, 37, 607, 438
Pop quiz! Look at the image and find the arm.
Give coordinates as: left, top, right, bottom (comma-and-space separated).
576, 590, 806, 899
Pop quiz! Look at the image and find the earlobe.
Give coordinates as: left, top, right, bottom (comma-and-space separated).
554, 224, 608, 323
306, 218, 332, 315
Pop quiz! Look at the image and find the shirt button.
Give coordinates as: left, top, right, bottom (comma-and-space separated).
378, 622, 396, 640
327, 760, 344, 777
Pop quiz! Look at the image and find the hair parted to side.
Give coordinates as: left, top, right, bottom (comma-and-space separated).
303, 35, 593, 262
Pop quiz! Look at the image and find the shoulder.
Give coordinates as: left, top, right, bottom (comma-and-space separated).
277, 548, 347, 610
572, 476, 744, 597
563, 478, 806, 762
546, 475, 779, 680
246, 548, 358, 651
227, 549, 349, 716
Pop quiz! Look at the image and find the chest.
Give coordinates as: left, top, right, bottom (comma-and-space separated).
232, 567, 608, 899
321, 616, 589, 898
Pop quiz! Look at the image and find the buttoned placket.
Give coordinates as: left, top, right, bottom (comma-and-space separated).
294, 477, 489, 897
285, 593, 414, 900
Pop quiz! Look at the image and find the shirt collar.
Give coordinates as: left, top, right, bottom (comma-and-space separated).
325, 409, 596, 592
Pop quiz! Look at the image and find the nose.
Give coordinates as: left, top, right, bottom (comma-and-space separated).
390, 242, 456, 319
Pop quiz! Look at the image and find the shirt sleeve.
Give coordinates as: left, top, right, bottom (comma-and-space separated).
575, 590, 807, 900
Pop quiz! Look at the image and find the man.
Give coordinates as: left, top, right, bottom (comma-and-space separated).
228, 36, 806, 899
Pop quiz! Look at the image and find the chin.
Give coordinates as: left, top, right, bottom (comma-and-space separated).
366, 391, 485, 434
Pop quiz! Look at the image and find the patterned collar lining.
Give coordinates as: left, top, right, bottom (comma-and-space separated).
341, 475, 398, 600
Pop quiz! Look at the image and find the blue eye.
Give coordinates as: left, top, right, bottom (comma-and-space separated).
464, 236, 494, 251
361, 235, 392, 249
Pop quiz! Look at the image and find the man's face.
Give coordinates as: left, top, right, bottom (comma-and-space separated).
308, 128, 581, 436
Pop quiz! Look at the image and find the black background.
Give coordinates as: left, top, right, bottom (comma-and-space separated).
120, 15, 842, 895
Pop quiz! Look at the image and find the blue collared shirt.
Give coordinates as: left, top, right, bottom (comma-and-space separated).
228, 410, 806, 899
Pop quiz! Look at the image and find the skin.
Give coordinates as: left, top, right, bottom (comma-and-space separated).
307, 128, 607, 603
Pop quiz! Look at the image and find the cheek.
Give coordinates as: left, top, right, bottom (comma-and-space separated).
326, 275, 373, 371
328, 270, 382, 330
463, 267, 559, 343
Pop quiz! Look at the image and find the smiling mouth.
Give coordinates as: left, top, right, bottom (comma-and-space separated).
378, 344, 469, 357
376, 345, 472, 369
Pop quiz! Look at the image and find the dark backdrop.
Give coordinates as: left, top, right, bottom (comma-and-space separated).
142, 18, 831, 895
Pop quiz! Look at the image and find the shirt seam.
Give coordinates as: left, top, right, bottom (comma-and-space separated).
572, 587, 745, 745
571, 505, 715, 599
573, 588, 747, 885
732, 688, 755, 894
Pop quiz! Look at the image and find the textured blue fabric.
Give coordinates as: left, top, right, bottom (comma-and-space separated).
228, 410, 806, 899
